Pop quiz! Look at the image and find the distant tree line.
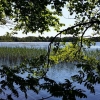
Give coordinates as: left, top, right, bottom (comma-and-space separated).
0, 35, 100, 42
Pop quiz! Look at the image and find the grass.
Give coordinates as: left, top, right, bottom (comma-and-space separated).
83, 49, 100, 60
0, 47, 47, 65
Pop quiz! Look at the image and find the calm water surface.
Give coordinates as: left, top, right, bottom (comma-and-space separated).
0, 42, 100, 100
0, 42, 49, 49
0, 42, 100, 49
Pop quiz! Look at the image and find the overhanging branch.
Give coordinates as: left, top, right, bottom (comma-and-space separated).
47, 20, 100, 65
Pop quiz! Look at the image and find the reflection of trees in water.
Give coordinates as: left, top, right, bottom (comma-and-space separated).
54, 62, 77, 71
0, 48, 100, 100
0, 58, 21, 67
0, 46, 100, 100
0, 54, 100, 100
47, 62, 79, 83
0, 59, 87, 100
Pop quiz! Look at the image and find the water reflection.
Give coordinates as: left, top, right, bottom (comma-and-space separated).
47, 62, 79, 83
0, 61, 81, 100
0, 42, 100, 100
0, 61, 100, 100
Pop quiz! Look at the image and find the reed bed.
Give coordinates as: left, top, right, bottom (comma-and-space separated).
0, 47, 47, 65
83, 49, 100, 60
0, 46, 100, 66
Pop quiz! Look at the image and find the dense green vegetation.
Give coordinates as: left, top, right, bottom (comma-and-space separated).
50, 42, 100, 63
0, 35, 100, 42
0, 0, 100, 100
0, 35, 77, 42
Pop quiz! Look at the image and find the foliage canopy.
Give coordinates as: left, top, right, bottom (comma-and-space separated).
0, 0, 100, 100
0, 0, 66, 34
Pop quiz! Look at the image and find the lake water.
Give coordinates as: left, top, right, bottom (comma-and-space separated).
0, 42, 100, 49
0, 42, 100, 100
0, 42, 49, 49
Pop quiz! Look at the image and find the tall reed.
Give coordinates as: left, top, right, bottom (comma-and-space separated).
0, 47, 47, 65
83, 49, 100, 60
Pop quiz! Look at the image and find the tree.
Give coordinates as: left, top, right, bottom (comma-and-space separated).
0, 0, 100, 100
0, 0, 66, 34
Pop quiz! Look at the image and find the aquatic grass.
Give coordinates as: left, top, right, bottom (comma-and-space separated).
0, 46, 100, 66
0, 47, 47, 65
83, 49, 100, 58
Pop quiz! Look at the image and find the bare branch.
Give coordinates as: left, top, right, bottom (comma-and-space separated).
63, 15, 75, 19
80, 24, 93, 48
51, 20, 100, 42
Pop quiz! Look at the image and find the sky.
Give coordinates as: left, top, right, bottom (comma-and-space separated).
0, 6, 92, 38
0, 6, 76, 38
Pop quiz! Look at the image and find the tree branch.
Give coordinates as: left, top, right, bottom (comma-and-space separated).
38, 95, 52, 100
46, 20, 100, 65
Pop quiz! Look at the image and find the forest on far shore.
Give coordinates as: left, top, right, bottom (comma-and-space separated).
0, 35, 100, 42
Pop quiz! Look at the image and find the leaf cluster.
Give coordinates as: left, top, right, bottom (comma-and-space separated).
40, 77, 87, 100
0, 0, 66, 34
0, 65, 39, 100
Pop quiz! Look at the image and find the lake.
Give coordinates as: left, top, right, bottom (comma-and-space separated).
0, 42, 100, 49
0, 42, 49, 49
0, 42, 100, 100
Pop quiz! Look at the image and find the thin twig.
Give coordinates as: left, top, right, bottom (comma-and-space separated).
38, 95, 52, 100
80, 23, 93, 49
